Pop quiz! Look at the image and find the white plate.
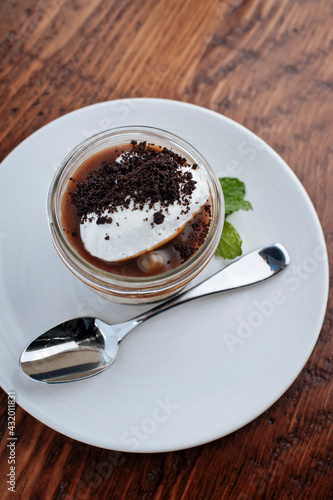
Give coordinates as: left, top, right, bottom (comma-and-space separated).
0, 99, 328, 452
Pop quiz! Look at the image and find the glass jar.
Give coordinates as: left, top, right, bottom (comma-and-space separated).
47, 126, 224, 304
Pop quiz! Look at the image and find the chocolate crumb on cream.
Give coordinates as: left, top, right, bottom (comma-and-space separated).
71, 142, 198, 220
153, 211, 165, 225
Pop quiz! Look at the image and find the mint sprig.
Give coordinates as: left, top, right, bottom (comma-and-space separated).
215, 177, 253, 260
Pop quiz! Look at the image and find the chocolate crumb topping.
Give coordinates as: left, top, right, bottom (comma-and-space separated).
153, 211, 165, 225
96, 216, 112, 225
174, 242, 196, 261
70, 142, 197, 222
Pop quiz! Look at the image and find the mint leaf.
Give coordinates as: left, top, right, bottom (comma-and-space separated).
219, 177, 253, 216
224, 197, 253, 216
220, 177, 246, 199
215, 220, 242, 260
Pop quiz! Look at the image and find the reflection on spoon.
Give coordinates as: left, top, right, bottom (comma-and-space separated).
20, 244, 289, 384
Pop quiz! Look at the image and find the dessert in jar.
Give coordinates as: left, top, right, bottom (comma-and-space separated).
48, 127, 224, 304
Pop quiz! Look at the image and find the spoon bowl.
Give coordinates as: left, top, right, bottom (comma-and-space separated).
20, 244, 289, 383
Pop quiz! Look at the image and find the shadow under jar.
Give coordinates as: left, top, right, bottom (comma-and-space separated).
48, 126, 224, 304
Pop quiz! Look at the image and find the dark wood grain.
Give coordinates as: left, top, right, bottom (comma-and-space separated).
0, 0, 332, 498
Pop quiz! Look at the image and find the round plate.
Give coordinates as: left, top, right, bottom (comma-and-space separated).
0, 99, 328, 452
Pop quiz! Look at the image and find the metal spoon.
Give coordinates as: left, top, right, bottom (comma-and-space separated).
20, 244, 289, 384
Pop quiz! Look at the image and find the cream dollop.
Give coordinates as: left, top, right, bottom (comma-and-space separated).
80, 159, 210, 262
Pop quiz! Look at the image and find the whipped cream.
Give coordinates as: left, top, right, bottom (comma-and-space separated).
80, 161, 210, 262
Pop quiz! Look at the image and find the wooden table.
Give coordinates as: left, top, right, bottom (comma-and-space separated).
0, 0, 332, 498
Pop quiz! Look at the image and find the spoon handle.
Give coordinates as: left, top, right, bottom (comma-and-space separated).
131, 244, 289, 330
